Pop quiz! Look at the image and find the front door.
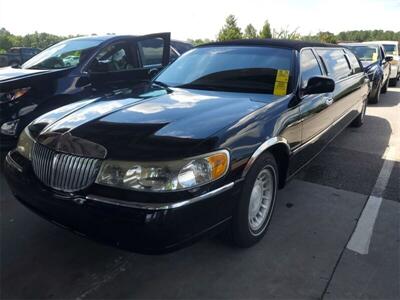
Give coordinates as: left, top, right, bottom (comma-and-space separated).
87, 33, 171, 92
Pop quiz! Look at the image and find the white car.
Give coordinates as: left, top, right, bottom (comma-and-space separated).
364, 41, 399, 86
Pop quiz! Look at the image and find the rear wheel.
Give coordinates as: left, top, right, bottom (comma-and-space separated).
231, 152, 278, 248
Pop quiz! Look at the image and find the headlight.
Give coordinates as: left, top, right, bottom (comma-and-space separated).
1, 87, 31, 102
16, 127, 34, 160
96, 150, 230, 192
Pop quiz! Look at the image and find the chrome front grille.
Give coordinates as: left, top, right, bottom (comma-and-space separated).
31, 143, 101, 192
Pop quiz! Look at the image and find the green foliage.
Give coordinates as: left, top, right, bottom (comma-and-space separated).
217, 15, 242, 41
259, 21, 272, 39
317, 31, 337, 43
244, 24, 258, 39
336, 30, 400, 42
273, 27, 301, 40
0, 27, 80, 52
187, 38, 213, 46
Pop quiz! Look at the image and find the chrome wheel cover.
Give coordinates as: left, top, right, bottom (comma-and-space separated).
248, 166, 275, 233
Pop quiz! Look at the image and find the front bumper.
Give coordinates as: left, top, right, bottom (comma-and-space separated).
4, 151, 240, 254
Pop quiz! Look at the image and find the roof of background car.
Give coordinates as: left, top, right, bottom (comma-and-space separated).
198, 39, 343, 51
67, 35, 192, 46
340, 43, 379, 47
68, 35, 134, 42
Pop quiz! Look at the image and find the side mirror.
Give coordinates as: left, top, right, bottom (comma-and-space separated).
385, 56, 393, 62
303, 76, 335, 95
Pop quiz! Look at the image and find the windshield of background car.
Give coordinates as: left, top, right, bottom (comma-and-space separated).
22, 39, 103, 70
347, 45, 379, 62
156, 46, 294, 95
382, 44, 398, 56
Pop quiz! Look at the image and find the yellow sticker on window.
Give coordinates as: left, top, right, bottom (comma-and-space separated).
273, 69, 290, 96
372, 52, 378, 61
273, 81, 288, 96
276, 69, 290, 83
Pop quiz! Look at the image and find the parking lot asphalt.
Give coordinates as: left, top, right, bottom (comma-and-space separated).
1, 87, 399, 300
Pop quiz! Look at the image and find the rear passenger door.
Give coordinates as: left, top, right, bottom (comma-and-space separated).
316, 48, 355, 126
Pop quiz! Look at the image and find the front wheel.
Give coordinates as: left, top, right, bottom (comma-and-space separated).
351, 99, 367, 127
231, 152, 278, 248
381, 77, 389, 93
369, 80, 381, 104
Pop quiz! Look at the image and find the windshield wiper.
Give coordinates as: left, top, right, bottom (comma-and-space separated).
152, 80, 172, 92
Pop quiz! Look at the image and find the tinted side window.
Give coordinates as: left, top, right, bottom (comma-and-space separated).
300, 49, 322, 88
138, 38, 164, 67
317, 49, 352, 80
346, 51, 362, 74
89, 43, 134, 72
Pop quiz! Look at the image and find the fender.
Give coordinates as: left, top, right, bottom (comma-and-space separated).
241, 136, 291, 178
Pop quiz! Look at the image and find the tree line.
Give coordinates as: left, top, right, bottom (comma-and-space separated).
1, 15, 399, 52
190, 15, 400, 45
0, 28, 80, 53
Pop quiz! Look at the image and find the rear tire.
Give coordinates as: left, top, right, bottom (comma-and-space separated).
381, 77, 389, 94
351, 99, 367, 127
231, 152, 278, 248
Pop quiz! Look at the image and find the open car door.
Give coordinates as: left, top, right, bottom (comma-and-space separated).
87, 32, 171, 91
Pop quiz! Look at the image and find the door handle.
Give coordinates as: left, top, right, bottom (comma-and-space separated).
323, 97, 334, 106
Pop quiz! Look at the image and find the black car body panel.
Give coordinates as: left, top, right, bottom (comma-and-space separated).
4, 39, 370, 253
0, 34, 193, 150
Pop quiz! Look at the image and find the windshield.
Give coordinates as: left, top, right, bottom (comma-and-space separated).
382, 44, 398, 56
22, 39, 103, 70
155, 46, 294, 94
347, 45, 379, 62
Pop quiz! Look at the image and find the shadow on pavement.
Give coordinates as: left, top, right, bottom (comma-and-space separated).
296, 114, 392, 196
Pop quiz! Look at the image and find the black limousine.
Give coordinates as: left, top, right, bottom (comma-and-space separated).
0, 33, 193, 150
4, 40, 369, 253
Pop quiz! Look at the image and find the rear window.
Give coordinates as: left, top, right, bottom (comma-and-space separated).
317, 49, 352, 80
382, 44, 398, 56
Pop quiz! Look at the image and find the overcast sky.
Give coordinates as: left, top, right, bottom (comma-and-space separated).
1, 0, 399, 40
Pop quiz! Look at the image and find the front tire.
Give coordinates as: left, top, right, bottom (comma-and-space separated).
381, 77, 389, 93
351, 99, 367, 127
369, 79, 381, 104
231, 152, 278, 248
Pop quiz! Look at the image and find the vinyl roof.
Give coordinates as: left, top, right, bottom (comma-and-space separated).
199, 39, 343, 51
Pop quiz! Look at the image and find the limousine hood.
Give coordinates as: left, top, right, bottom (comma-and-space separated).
29, 87, 267, 160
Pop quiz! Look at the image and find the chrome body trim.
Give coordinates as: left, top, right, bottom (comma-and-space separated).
5, 152, 23, 173
31, 143, 102, 192
241, 137, 290, 178
85, 182, 235, 211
